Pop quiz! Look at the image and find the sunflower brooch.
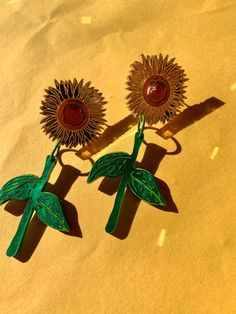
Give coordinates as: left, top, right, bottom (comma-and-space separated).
127, 54, 188, 124
41, 79, 106, 147
88, 54, 188, 233
0, 79, 106, 256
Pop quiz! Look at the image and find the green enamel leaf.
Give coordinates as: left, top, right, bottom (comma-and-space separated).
35, 192, 69, 232
87, 152, 132, 183
0, 175, 40, 204
128, 168, 166, 206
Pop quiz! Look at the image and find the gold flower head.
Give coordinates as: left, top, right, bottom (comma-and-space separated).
126, 54, 188, 124
40, 79, 106, 147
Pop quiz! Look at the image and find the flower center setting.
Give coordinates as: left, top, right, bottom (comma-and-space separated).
143, 75, 170, 107
57, 98, 89, 131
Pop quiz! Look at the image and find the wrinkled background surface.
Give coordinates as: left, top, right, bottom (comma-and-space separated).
0, 1, 235, 313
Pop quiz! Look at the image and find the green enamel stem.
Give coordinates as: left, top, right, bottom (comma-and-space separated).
105, 174, 129, 233
105, 116, 145, 233
50, 139, 61, 158
131, 115, 145, 161
37, 140, 60, 191
131, 132, 144, 162
38, 155, 57, 190
6, 141, 60, 257
137, 114, 145, 135
6, 200, 34, 257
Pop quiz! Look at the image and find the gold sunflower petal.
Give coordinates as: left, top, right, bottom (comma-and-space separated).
83, 81, 91, 89
48, 87, 62, 101
54, 79, 60, 90
59, 80, 68, 99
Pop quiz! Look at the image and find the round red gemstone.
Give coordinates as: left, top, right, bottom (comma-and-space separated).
143, 75, 170, 107
57, 99, 89, 131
